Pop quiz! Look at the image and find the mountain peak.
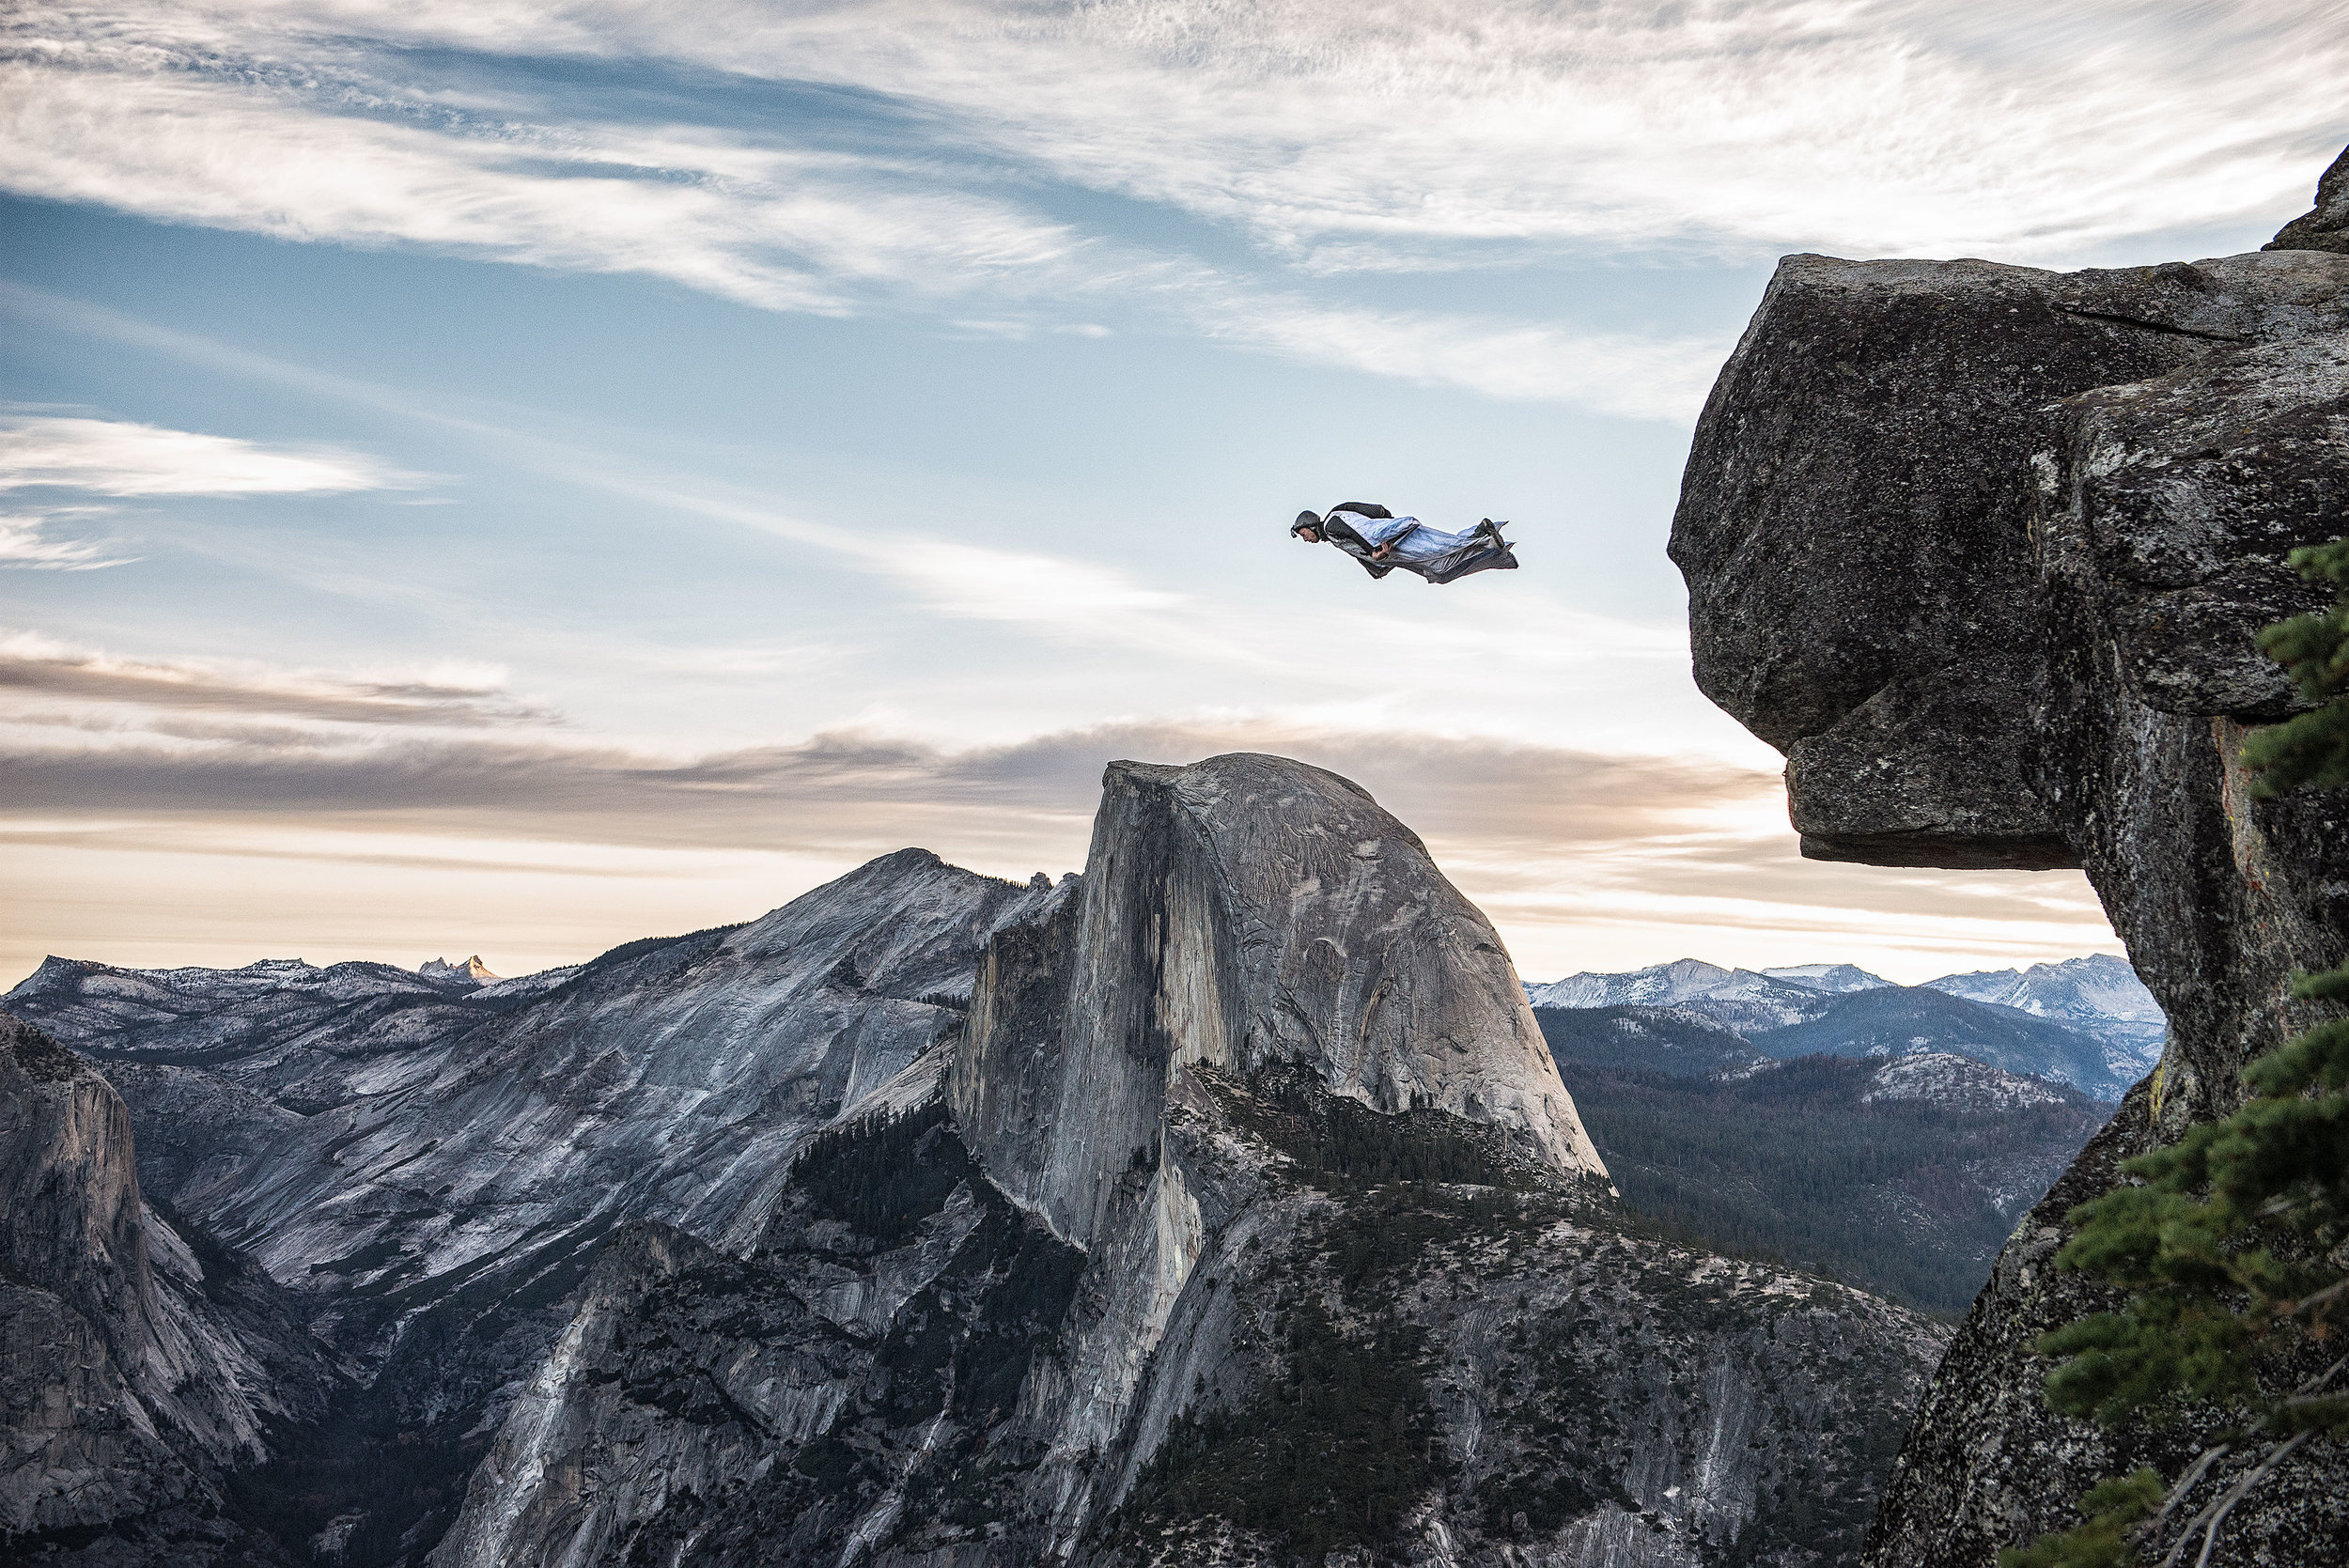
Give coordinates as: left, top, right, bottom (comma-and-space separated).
419, 955, 502, 988
1759, 962, 1890, 994
955, 752, 1606, 1251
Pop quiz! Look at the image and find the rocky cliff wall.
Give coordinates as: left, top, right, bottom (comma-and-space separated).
2268, 144, 2349, 256
5, 851, 1053, 1562
12, 852, 1054, 1431
951, 753, 1603, 1252
0, 1013, 342, 1554
1670, 150, 2349, 1566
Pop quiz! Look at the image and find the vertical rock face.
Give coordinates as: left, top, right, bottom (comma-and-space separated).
17, 852, 1055, 1416
0, 1013, 341, 1548
1669, 164, 2349, 1565
432, 754, 1947, 1568
0, 1012, 176, 1534
1672, 248, 2349, 869
953, 753, 1604, 1251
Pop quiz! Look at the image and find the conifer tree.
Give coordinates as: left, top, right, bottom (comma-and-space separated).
2004, 542, 2349, 1567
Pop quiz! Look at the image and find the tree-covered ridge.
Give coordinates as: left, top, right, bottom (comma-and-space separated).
1111, 1296, 1452, 1565
1202, 1062, 1542, 1193
787, 1098, 969, 1243
1551, 1052, 2110, 1315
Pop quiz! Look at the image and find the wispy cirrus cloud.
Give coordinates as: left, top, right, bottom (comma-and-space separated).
5, 3, 2341, 427
44, 3, 2335, 424
0, 39, 1733, 418
1203, 301, 1730, 423
0, 53, 1098, 317
0, 629, 553, 728
0, 508, 132, 569
0, 414, 417, 495
12, 1, 2341, 268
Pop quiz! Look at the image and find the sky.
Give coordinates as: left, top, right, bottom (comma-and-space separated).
2, 1, 2343, 989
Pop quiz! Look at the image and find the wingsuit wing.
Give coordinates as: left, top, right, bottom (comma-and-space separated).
1419, 540, 1517, 584
1315, 512, 1398, 578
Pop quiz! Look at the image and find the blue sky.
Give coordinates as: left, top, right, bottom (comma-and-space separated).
3, 0, 2342, 986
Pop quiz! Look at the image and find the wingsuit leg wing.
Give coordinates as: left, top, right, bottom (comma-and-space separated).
1420, 540, 1518, 583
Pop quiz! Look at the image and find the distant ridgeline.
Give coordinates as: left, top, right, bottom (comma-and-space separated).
1526, 955, 2162, 1097
1526, 956, 2150, 1314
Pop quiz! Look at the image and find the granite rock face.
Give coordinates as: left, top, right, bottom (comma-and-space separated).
0, 1013, 342, 1555
6, 756, 1963, 1566
430, 754, 1949, 1568
953, 753, 1605, 1247
1670, 153, 2349, 1566
1671, 247, 2349, 868
15, 853, 1053, 1397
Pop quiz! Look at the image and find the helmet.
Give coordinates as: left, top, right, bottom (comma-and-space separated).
1291, 510, 1324, 537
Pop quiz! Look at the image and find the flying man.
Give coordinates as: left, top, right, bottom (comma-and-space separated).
1290, 503, 1517, 584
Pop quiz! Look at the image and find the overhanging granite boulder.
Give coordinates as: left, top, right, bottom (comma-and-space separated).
1671, 248, 2349, 868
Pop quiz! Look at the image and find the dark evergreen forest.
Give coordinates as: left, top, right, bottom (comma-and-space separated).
1548, 1050, 2112, 1315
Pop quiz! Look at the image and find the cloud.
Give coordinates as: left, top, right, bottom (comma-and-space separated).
1202, 300, 1730, 420
25, 0, 2336, 264
0, 668, 2118, 979
0, 35, 1722, 418
659, 0, 2348, 260
0, 508, 132, 569
0, 711, 1766, 859
2, 3, 2338, 430
0, 629, 554, 728
0, 415, 416, 495
0, 43, 1107, 315
70, 3, 2345, 423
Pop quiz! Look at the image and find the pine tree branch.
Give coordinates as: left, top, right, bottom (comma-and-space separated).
2190, 1431, 2311, 1568
2151, 1431, 2314, 1568
2287, 1279, 2349, 1322
2142, 1443, 2230, 1540
2289, 1349, 2349, 1399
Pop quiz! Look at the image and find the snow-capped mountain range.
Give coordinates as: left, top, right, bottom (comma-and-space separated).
1527, 954, 2161, 1099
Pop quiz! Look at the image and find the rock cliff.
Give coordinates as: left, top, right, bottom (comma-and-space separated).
1669, 147, 2349, 1564
429, 754, 1947, 1568
953, 753, 1604, 1245
2268, 143, 2349, 256
0, 1012, 342, 1558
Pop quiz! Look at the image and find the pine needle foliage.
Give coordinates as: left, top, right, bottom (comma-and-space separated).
2002, 542, 2349, 1568
2240, 539, 2349, 795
